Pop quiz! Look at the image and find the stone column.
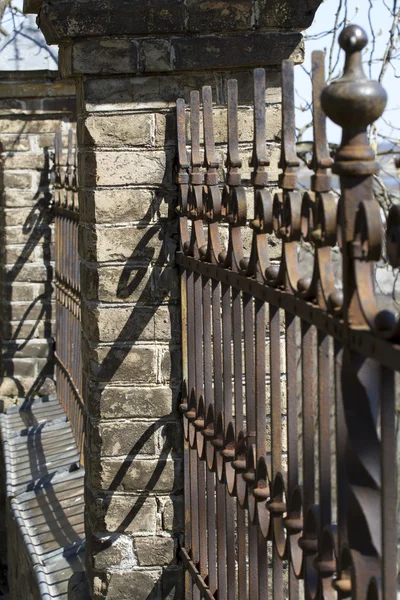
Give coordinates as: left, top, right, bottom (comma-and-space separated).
26, 1, 322, 598
0, 70, 76, 402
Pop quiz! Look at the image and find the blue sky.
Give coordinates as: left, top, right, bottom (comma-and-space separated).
297, 0, 399, 146
0, 0, 57, 70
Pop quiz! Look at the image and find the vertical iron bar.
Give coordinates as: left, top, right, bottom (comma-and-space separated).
381, 366, 396, 600
243, 293, 258, 600
286, 312, 299, 600
301, 321, 316, 509
212, 279, 227, 598
317, 331, 331, 530
270, 304, 283, 600
221, 282, 236, 600
334, 341, 347, 551
232, 287, 246, 598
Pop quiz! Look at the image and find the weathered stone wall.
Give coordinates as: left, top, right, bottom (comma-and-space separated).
77, 74, 186, 600
76, 74, 282, 600
0, 71, 76, 399
26, 1, 323, 598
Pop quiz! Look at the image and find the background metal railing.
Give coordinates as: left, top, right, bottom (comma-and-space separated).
176, 25, 399, 600
52, 130, 84, 460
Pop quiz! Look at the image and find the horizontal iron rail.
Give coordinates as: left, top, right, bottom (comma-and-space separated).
177, 252, 400, 372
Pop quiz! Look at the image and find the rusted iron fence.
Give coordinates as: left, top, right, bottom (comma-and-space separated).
176, 25, 399, 600
52, 130, 84, 459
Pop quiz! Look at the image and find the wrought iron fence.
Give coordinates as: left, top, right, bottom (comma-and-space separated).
52, 130, 84, 460
176, 24, 399, 600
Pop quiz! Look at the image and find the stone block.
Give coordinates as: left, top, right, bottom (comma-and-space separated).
80, 113, 153, 148
5, 264, 52, 283
79, 223, 169, 264
0, 75, 75, 99
2, 172, 32, 189
187, 0, 252, 32
40, 0, 187, 42
1, 300, 52, 321
154, 305, 181, 341
161, 495, 184, 533
0, 135, 30, 152
172, 32, 303, 71
88, 419, 158, 457
0, 119, 61, 134
104, 570, 160, 600
141, 39, 173, 72
154, 112, 175, 148
3, 358, 36, 377
91, 534, 136, 571
80, 263, 151, 304
257, 0, 322, 28
88, 456, 182, 493
0, 377, 20, 397
1, 320, 51, 340
82, 343, 157, 384
1, 244, 37, 265
162, 566, 184, 600
1, 338, 53, 359
0, 98, 26, 113
2, 282, 50, 302
38, 132, 73, 149
159, 421, 183, 457
0, 189, 37, 207
79, 188, 155, 225
82, 304, 180, 344
65, 39, 139, 77
86, 385, 178, 420
211, 105, 281, 143
150, 266, 180, 303
80, 69, 280, 111
159, 347, 182, 384
135, 536, 176, 566
78, 149, 170, 187
2, 153, 48, 170
86, 492, 157, 534
1, 223, 52, 245
3, 206, 51, 227
41, 96, 77, 113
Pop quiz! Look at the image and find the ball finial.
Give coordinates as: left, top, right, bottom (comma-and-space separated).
338, 24, 368, 53
321, 23, 387, 131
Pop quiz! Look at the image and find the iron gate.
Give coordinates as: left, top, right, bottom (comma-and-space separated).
52, 130, 84, 459
176, 24, 399, 600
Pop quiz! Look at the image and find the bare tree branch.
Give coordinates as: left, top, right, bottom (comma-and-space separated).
379, 0, 400, 82
0, 0, 10, 22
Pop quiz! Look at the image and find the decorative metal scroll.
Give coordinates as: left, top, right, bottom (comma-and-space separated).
52, 130, 84, 460
176, 25, 399, 600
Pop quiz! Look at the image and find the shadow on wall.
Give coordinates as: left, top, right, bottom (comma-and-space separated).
0, 140, 55, 401
82, 116, 184, 599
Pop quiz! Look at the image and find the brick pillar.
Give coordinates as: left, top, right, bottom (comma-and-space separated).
0, 70, 76, 401
27, 1, 322, 598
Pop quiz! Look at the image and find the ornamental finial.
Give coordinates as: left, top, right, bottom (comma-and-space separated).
321, 24, 387, 133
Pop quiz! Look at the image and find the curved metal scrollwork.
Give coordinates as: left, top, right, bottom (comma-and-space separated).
176, 24, 398, 600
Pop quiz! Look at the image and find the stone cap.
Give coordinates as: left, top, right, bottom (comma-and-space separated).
26, 0, 322, 44
58, 32, 304, 77
0, 69, 75, 99
0, 69, 59, 80
23, 0, 42, 12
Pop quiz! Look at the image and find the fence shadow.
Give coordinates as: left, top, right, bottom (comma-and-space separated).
0, 142, 55, 402
81, 116, 184, 598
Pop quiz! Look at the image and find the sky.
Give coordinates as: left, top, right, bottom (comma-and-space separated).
0, 0, 57, 70
297, 0, 399, 146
